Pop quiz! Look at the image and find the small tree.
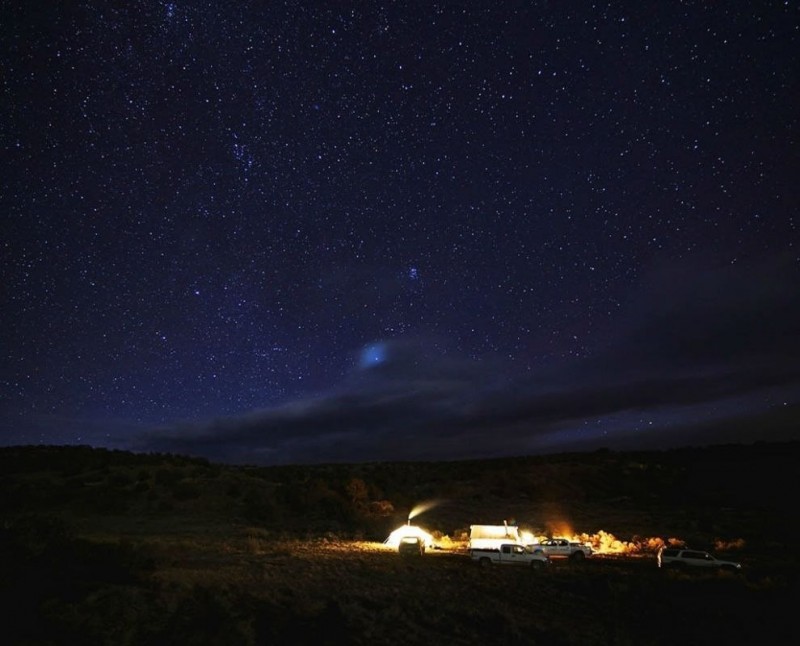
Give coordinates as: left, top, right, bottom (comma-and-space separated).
368, 500, 394, 516
345, 478, 368, 508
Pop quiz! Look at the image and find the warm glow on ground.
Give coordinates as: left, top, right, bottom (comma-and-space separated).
379, 525, 744, 557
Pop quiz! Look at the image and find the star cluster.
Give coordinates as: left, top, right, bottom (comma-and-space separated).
2, 2, 798, 462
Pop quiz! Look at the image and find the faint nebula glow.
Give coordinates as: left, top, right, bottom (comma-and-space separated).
359, 342, 387, 369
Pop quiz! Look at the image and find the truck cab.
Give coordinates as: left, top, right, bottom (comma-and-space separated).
470, 542, 550, 569
527, 538, 593, 560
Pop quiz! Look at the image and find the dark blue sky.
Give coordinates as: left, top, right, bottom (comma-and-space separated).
2, 2, 798, 464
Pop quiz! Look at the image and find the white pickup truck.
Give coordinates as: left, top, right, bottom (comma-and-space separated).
527, 538, 593, 561
470, 543, 550, 569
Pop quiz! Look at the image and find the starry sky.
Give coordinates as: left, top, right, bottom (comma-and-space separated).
3, 1, 799, 465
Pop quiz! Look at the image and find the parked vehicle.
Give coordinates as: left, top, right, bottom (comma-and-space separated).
470, 542, 550, 569
657, 547, 741, 571
527, 538, 593, 561
397, 536, 425, 557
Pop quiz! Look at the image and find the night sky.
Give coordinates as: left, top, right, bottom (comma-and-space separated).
3, 2, 799, 465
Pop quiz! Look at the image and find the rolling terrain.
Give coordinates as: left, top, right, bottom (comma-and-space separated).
1, 442, 798, 644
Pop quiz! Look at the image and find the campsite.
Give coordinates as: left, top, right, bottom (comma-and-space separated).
2, 442, 798, 644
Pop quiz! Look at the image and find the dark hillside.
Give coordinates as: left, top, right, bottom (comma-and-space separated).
1, 442, 798, 644
2, 442, 798, 539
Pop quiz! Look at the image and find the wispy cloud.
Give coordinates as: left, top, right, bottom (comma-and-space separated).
138, 254, 800, 464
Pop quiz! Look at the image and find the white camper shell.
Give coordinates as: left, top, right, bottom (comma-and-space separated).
469, 524, 523, 550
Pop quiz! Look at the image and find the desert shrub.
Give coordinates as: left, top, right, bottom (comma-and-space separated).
133, 480, 150, 494
86, 485, 131, 514
1, 515, 154, 644
172, 481, 201, 501
246, 533, 268, 554
5, 477, 56, 509
243, 490, 280, 525
312, 490, 355, 528
65, 538, 154, 584
187, 461, 217, 479
453, 527, 470, 542
345, 477, 369, 507
274, 477, 354, 528
252, 598, 350, 645
0, 514, 72, 559
152, 585, 249, 646
368, 499, 395, 516
154, 467, 183, 487
107, 471, 133, 487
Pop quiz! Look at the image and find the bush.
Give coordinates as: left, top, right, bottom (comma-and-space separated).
154, 467, 183, 487
155, 586, 249, 645
172, 481, 201, 501
243, 491, 280, 525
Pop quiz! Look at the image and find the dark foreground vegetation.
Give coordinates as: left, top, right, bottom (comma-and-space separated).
2, 442, 798, 644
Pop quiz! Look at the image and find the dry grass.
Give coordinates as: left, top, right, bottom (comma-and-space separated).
2, 443, 798, 644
